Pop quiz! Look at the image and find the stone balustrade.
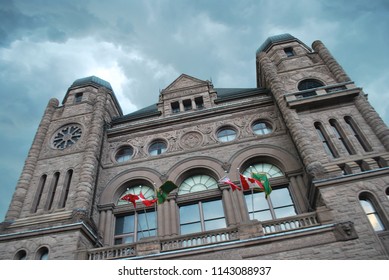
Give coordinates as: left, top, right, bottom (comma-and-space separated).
87, 212, 320, 259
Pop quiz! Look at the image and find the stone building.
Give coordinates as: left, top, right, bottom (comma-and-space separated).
1, 34, 389, 260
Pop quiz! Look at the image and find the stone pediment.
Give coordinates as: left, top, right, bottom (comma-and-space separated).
163, 74, 208, 93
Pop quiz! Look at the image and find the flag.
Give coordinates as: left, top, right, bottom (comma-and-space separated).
120, 193, 139, 208
218, 176, 241, 191
139, 192, 158, 207
157, 181, 178, 204
251, 173, 272, 197
239, 173, 264, 191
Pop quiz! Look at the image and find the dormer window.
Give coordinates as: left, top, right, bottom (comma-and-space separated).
171, 101, 180, 113
74, 92, 83, 103
183, 99, 192, 111
195, 96, 204, 109
284, 47, 294, 57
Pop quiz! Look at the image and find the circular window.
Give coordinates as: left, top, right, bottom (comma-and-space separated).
252, 121, 272, 135
148, 140, 167, 156
217, 127, 237, 142
178, 174, 218, 195
115, 146, 134, 163
243, 163, 283, 178
52, 124, 82, 149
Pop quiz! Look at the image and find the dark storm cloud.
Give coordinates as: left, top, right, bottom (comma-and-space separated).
0, 0, 388, 220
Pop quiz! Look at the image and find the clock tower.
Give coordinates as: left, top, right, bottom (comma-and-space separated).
2, 76, 122, 259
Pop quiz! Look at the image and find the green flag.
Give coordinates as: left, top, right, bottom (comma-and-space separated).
157, 181, 178, 204
251, 173, 272, 198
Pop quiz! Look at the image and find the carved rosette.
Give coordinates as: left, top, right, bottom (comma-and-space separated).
180, 131, 204, 150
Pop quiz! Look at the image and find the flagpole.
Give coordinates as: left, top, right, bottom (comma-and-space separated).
140, 186, 152, 237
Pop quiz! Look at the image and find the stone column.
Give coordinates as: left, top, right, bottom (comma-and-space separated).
5, 98, 59, 221
220, 185, 237, 226
312, 40, 351, 83
354, 94, 389, 150
74, 88, 108, 215
169, 194, 178, 236
103, 209, 113, 246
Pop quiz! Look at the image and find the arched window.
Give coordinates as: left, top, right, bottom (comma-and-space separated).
329, 119, 355, 155
178, 173, 225, 235
115, 185, 157, 245
386, 188, 389, 200
315, 122, 338, 158
344, 116, 372, 152
36, 247, 49, 260
359, 193, 385, 232
298, 79, 324, 91
178, 174, 218, 195
242, 163, 296, 221
46, 172, 60, 211
31, 174, 47, 213
59, 169, 73, 208
14, 250, 27, 260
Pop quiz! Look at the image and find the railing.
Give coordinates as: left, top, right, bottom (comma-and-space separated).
161, 227, 239, 252
88, 244, 136, 260
87, 213, 321, 259
262, 212, 319, 235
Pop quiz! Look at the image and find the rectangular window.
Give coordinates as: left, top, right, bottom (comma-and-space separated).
195, 96, 204, 109
284, 47, 294, 57
315, 122, 338, 158
183, 99, 192, 111
74, 92, 83, 103
171, 101, 180, 113
245, 186, 296, 221
179, 199, 226, 235
344, 116, 372, 152
114, 211, 156, 245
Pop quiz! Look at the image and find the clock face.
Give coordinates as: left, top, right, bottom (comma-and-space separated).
52, 124, 82, 149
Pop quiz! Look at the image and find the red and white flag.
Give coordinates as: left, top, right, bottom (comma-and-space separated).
239, 173, 264, 191
139, 192, 157, 207
219, 176, 241, 191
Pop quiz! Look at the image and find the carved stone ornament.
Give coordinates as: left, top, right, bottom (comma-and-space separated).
180, 131, 204, 149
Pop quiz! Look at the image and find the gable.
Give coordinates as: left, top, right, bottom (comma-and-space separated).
163, 74, 208, 92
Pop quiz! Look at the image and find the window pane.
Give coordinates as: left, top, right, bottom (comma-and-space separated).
245, 192, 269, 212
115, 215, 135, 234
252, 122, 272, 135
178, 175, 218, 195
367, 214, 385, 231
253, 210, 272, 221
271, 188, 294, 207
360, 199, 375, 214
149, 141, 167, 155
180, 204, 200, 224
203, 200, 224, 220
137, 229, 156, 240
217, 128, 236, 142
274, 206, 297, 219
138, 212, 156, 231
181, 222, 202, 235
204, 218, 226, 231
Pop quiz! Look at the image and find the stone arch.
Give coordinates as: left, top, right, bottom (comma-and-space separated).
166, 156, 226, 185
228, 144, 302, 181
99, 168, 163, 205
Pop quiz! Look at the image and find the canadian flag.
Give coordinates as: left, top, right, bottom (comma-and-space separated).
239, 173, 264, 191
120, 193, 139, 208
139, 192, 157, 207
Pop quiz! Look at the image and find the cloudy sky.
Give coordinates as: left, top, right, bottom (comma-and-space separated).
0, 0, 388, 220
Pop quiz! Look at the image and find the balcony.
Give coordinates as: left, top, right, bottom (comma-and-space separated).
284, 82, 360, 110
87, 211, 321, 260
